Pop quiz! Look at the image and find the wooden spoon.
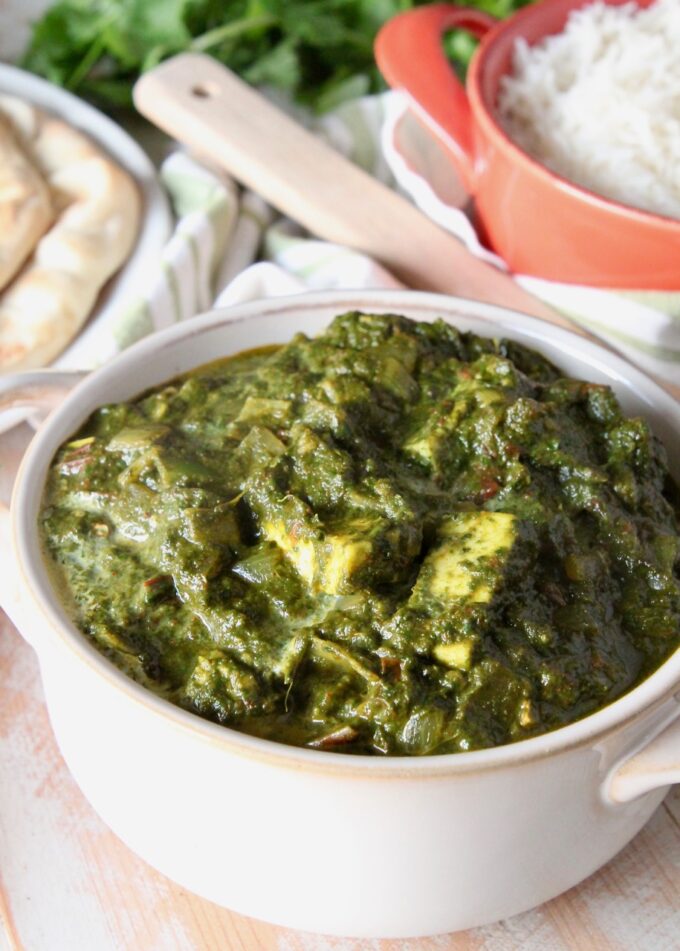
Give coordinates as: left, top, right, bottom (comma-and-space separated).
133, 53, 563, 324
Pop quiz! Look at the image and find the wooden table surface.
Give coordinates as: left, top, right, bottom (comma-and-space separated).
1, 609, 679, 951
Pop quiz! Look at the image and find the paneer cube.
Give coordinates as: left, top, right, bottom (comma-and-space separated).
261, 517, 373, 595
317, 533, 373, 593
413, 511, 516, 605
433, 639, 474, 670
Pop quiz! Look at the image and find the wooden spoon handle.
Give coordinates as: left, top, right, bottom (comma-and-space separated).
133, 53, 562, 323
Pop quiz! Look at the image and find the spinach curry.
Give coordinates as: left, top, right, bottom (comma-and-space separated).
41, 313, 680, 755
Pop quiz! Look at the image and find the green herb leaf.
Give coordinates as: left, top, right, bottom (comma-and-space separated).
22, 0, 536, 111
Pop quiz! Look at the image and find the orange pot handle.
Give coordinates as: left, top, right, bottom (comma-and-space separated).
375, 3, 497, 193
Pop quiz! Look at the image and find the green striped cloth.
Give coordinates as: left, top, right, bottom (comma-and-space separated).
57, 91, 680, 386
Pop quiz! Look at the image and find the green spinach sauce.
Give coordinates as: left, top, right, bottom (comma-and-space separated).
41, 312, 680, 754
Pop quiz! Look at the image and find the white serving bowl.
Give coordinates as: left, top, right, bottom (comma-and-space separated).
0, 64, 172, 372
2, 290, 680, 939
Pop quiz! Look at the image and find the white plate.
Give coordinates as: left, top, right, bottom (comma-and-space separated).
0, 64, 172, 367
0, 64, 173, 427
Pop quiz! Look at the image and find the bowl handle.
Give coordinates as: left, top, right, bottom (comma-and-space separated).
606, 709, 680, 803
375, 3, 496, 194
0, 370, 86, 423
0, 370, 86, 640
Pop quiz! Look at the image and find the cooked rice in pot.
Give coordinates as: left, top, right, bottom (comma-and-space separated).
497, 0, 680, 218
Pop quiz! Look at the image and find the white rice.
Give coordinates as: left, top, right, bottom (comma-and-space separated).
497, 0, 680, 218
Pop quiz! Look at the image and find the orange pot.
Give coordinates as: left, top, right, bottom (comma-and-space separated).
375, 0, 680, 289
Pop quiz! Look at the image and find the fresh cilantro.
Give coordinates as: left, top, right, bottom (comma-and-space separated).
22, 0, 535, 111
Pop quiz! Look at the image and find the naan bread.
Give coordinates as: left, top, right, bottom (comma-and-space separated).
0, 115, 52, 292
0, 96, 141, 372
